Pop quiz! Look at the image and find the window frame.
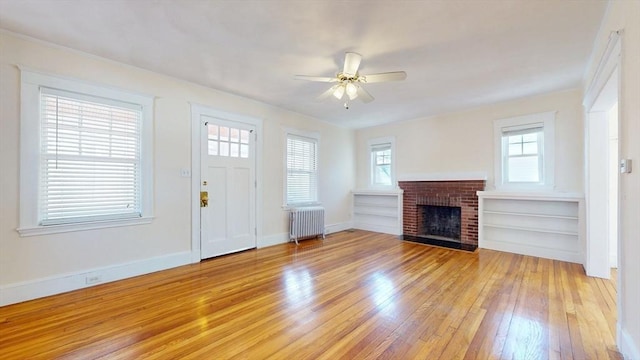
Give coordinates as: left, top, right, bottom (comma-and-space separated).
493, 111, 555, 191
368, 136, 396, 189
283, 128, 320, 208
18, 69, 154, 236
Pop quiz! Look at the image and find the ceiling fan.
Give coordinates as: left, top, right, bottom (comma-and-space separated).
295, 52, 407, 108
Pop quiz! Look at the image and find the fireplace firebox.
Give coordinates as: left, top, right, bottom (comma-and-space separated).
418, 205, 462, 242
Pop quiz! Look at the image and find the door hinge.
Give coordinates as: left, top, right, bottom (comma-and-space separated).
254, 227, 257, 236
255, 180, 257, 188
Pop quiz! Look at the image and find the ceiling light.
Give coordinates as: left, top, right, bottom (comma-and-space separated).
333, 85, 345, 99
346, 82, 358, 100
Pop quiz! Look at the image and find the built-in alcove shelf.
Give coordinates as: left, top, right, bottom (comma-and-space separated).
352, 189, 403, 235
477, 191, 584, 263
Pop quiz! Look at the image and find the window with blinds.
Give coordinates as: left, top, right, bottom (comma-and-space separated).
493, 111, 555, 190
502, 125, 543, 184
286, 134, 318, 205
39, 88, 143, 225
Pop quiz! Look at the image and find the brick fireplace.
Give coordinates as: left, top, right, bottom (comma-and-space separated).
398, 180, 485, 251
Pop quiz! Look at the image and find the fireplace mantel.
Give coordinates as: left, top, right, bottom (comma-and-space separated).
397, 172, 487, 182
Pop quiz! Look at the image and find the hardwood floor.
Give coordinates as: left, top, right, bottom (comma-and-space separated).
0, 230, 621, 359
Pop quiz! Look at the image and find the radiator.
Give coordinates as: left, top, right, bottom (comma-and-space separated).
289, 206, 325, 244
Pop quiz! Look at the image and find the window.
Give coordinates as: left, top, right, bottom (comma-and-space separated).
494, 112, 555, 190
207, 124, 250, 158
368, 137, 395, 188
19, 70, 153, 235
285, 131, 319, 206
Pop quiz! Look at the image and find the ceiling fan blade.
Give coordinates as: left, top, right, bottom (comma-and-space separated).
317, 85, 340, 101
343, 52, 362, 76
362, 71, 407, 83
356, 86, 374, 103
295, 75, 338, 82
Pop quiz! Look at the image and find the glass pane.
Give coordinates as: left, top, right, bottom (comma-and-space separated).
522, 141, 538, 155
508, 156, 539, 182
240, 144, 249, 158
219, 126, 229, 141
230, 143, 239, 157
208, 140, 218, 156
508, 135, 522, 144
207, 124, 218, 140
240, 130, 250, 144
374, 165, 391, 185
522, 133, 538, 142
219, 141, 229, 156
230, 128, 240, 143
508, 143, 522, 156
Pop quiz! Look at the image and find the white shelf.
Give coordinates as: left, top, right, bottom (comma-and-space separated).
352, 191, 403, 236
483, 210, 578, 220
478, 192, 583, 264
483, 223, 578, 236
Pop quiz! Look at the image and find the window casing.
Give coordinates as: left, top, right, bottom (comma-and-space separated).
494, 112, 555, 190
285, 131, 319, 206
368, 137, 396, 188
18, 70, 153, 236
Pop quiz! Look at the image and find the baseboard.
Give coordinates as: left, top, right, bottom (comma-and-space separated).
325, 221, 353, 235
0, 251, 192, 306
619, 325, 640, 360
353, 222, 402, 235
258, 232, 289, 248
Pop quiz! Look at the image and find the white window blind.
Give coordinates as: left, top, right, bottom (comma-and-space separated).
502, 125, 543, 183
39, 87, 143, 225
286, 134, 318, 205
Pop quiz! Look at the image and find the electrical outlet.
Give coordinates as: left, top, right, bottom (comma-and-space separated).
85, 274, 102, 285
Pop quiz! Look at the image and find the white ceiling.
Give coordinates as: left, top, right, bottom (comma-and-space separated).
0, 0, 607, 128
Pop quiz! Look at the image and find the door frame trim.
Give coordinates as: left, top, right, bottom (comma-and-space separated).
189, 104, 263, 263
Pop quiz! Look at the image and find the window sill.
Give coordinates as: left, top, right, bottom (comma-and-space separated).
282, 202, 322, 211
17, 216, 154, 237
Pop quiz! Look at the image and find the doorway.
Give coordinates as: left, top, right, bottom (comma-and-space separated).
190, 105, 263, 261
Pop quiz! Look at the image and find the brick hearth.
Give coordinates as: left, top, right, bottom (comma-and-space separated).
398, 180, 485, 250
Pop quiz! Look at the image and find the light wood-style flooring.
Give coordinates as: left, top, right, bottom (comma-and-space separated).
0, 230, 621, 359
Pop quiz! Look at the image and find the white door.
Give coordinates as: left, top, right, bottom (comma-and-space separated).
200, 115, 256, 259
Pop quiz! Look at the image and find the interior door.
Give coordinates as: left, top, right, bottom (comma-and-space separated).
200, 115, 256, 259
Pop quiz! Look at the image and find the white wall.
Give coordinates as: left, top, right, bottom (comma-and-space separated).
583, 1, 640, 358
355, 89, 584, 193
0, 32, 354, 303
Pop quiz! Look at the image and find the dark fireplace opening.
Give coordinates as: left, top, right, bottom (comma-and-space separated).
418, 205, 461, 243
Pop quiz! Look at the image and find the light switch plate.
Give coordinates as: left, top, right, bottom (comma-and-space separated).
620, 159, 632, 174
180, 168, 191, 177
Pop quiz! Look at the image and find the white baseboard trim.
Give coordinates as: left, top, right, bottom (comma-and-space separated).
353, 222, 402, 236
480, 239, 581, 264
619, 325, 640, 360
0, 251, 192, 306
325, 221, 353, 235
258, 232, 289, 248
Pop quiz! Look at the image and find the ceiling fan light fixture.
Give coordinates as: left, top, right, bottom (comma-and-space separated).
333, 85, 345, 99
345, 82, 358, 100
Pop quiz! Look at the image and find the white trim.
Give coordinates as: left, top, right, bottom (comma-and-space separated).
17, 216, 154, 237
325, 221, 353, 235
493, 111, 556, 191
583, 31, 621, 110
258, 232, 289, 248
397, 172, 487, 182
190, 104, 264, 263
367, 136, 396, 189
18, 68, 154, 235
619, 326, 640, 360
0, 251, 191, 306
